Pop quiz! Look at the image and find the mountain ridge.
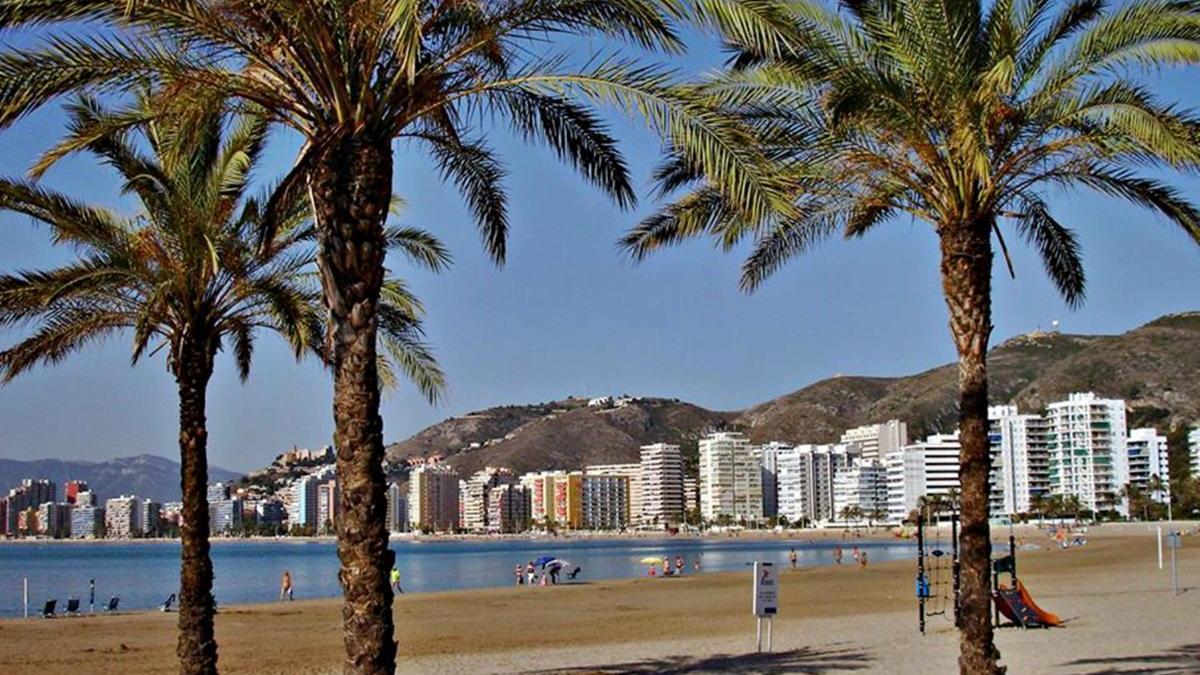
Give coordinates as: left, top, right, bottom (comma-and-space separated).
0, 454, 243, 503
386, 312, 1200, 477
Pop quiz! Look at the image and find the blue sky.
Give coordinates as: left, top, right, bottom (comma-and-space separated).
1, 26, 1198, 472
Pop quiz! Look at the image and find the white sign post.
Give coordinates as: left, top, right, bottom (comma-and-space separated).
752, 561, 778, 652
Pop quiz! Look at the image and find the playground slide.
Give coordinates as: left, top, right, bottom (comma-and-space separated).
1015, 580, 1062, 627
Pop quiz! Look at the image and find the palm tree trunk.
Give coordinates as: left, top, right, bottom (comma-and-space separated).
308, 131, 397, 674
938, 219, 999, 675
175, 335, 218, 674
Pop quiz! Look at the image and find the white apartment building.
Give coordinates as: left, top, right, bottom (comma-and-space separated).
288, 476, 318, 528
989, 405, 1051, 515
1046, 393, 1129, 515
1191, 426, 1200, 476
683, 477, 698, 518
460, 467, 517, 532
584, 463, 642, 526
581, 475, 629, 530
840, 420, 908, 462
385, 483, 407, 533
1127, 428, 1170, 504
885, 433, 962, 524
104, 495, 142, 538
776, 444, 859, 525
698, 431, 763, 523
831, 461, 887, 523
408, 464, 460, 532
639, 444, 684, 526
758, 442, 789, 518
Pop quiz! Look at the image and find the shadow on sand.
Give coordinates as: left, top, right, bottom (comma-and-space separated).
1060, 643, 1200, 674
527, 645, 872, 674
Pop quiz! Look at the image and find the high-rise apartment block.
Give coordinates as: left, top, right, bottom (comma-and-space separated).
758, 442, 789, 518
698, 431, 763, 523
1046, 393, 1129, 514
288, 476, 319, 528
385, 483, 407, 533
832, 461, 887, 522
408, 463, 460, 532
885, 433, 962, 524
487, 484, 530, 533
639, 443, 684, 527
105, 495, 143, 538
584, 463, 641, 526
988, 406, 1050, 515
1127, 428, 1170, 503
840, 420, 908, 462
581, 474, 629, 530
461, 467, 517, 532
776, 444, 859, 525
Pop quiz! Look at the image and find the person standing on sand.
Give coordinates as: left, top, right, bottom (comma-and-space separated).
526, 561, 536, 587
515, 564, 524, 586
675, 556, 684, 576
280, 570, 293, 601
834, 545, 843, 565
390, 566, 403, 594
860, 551, 869, 569
789, 548, 798, 570
693, 557, 701, 572
852, 546, 861, 564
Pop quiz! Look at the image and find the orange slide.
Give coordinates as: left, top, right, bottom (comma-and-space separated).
1015, 580, 1062, 627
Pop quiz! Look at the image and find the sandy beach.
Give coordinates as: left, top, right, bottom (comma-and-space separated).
1, 524, 1196, 674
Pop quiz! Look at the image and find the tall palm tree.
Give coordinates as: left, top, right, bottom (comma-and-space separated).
0, 95, 446, 674
622, 2, 1200, 671
0, 5, 774, 669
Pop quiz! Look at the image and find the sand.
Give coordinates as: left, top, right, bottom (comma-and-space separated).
1, 524, 1197, 674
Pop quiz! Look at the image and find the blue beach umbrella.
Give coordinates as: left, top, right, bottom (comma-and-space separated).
533, 555, 556, 568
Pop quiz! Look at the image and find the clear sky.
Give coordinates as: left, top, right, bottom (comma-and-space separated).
1, 27, 1198, 473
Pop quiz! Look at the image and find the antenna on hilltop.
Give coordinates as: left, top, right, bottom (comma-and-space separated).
1051, 320, 1060, 334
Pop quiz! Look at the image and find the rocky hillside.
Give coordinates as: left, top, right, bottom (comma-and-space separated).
386, 312, 1200, 477
0, 454, 242, 504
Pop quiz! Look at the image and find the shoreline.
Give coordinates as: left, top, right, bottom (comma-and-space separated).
1, 529, 1196, 674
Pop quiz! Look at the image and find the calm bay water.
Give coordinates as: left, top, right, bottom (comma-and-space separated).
0, 536, 916, 617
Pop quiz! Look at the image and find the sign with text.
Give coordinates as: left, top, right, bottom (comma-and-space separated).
752, 561, 778, 616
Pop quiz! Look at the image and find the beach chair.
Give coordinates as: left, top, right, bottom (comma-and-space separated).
103, 596, 120, 612
65, 597, 80, 616
160, 593, 176, 612
41, 599, 57, 618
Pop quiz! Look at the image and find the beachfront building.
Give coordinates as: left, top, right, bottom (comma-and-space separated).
1046, 393, 1129, 515
988, 406, 1051, 516
758, 442, 790, 519
553, 472, 585, 529
639, 443, 684, 527
461, 467, 518, 532
207, 482, 231, 502
519, 471, 563, 527
581, 474, 629, 530
140, 500, 162, 537
316, 478, 340, 533
210, 498, 243, 534
487, 484, 529, 534
831, 461, 887, 524
105, 495, 143, 538
840, 420, 908, 463
698, 431, 763, 524
584, 463, 641, 527
63, 480, 89, 505
885, 433, 962, 524
36, 501, 72, 538
288, 476, 319, 529
1191, 426, 1200, 476
408, 463, 460, 532
75, 490, 97, 507
1, 479, 57, 536
385, 483, 407, 533
1127, 428, 1170, 504
776, 444, 859, 526
256, 499, 286, 530
70, 505, 103, 538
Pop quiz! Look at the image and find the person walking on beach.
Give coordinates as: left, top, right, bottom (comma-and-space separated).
390, 566, 403, 594
526, 561, 536, 587
852, 546, 861, 564
859, 551, 869, 569
789, 547, 798, 570
515, 564, 524, 586
834, 545, 843, 565
280, 570, 293, 601
675, 556, 684, 576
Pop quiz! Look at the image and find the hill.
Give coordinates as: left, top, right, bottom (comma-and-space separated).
385, 312, 1200, 477
0, 454, 243, 503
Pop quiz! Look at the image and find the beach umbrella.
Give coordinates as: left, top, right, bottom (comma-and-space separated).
545, 559, 570, 570
533, 555, 556, 567
639, 556, 664, 564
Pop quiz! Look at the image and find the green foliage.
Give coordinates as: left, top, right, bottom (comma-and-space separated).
0, 93, 445, 400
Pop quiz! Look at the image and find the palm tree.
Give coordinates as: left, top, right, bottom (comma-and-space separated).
0, 5, 775, 669
0, 95, 445, 674
621, 2, 1200, 671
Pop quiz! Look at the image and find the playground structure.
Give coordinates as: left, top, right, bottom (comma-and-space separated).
916, 510, 1061, 633
915, 505, 960, 634
991, 534, 1061, 629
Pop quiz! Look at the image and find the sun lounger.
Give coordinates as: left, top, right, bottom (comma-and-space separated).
41, 599, 57, 618
65, 597, 80, 616
103, 596, 119, 612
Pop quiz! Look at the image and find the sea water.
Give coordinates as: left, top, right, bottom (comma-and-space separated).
0, 536, 915, 617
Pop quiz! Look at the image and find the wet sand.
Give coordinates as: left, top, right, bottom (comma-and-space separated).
1, 524, 1196, 674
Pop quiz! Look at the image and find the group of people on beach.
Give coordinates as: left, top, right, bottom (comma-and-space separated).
831, 545, 869, 568
278, 565, 405, 602
646, 555, 699, 577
